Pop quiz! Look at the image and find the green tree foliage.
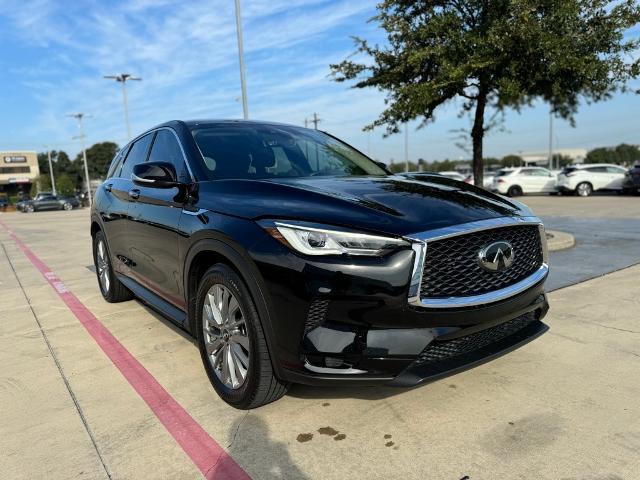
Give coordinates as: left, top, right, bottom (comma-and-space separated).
501, 155, 524, 168
552, 154, 573, 168
56, 174, 76, 197
585, 143, 640, 165
331, 0, 640, 186
75, 142, 118, 180
30, 175, 52, 197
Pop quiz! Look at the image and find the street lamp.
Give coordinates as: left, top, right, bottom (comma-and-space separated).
67, 113, 92, 207
104, 73, 141, 140
234, 0, 249, 119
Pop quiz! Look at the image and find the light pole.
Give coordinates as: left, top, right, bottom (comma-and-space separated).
234, 0, 249, 119
104, 74, 141, 140
47, 149, 57, 195
68, 113, 92, 207
548, 108, 554, 170
404, 123, 409, 172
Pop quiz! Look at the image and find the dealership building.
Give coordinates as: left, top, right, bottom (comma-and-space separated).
0, 151, 40, 198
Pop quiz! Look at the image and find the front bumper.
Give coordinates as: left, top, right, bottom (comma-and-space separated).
250, 219, 549, 387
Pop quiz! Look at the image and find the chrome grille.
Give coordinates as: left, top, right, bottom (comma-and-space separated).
420, 225, 543, 299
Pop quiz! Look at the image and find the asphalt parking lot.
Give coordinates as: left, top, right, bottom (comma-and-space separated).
1, 196, 639, 480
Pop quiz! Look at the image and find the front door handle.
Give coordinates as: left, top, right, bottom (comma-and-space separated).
128, 188, 140, 200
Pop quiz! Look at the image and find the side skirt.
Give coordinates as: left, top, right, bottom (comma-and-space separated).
116, 273, 187, 329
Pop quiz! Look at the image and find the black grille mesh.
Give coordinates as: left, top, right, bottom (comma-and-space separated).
420, 225, 543, 298
416, 311, 537, 365
305, 299, 330, 333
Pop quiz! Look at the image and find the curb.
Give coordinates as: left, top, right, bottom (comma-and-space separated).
546, 230, 575, 252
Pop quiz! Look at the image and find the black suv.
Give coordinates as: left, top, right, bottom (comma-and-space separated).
91, 120, 549, 409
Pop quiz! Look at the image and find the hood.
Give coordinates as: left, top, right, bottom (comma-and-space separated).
194, 175, 529, 236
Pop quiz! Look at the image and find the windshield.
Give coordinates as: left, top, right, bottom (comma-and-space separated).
191, 124, 387, 180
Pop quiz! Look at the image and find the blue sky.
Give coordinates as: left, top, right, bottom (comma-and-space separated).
0, 0, 638, 164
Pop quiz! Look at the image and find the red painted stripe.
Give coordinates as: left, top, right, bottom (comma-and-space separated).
0, 220, 250, 480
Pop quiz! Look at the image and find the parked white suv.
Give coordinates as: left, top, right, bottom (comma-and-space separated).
491, 167, 557, 196
556, 164, 628, 196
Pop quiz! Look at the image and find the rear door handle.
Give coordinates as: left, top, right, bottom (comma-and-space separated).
128, 188, 140, 200
105, 183, 112, 192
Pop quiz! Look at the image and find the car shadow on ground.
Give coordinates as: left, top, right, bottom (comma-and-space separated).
226, 414, 310, 479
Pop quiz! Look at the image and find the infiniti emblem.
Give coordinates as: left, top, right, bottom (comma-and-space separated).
478, 241, 514, 272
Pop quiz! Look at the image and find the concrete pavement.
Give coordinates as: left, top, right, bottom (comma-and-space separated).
1, 208, 639, 479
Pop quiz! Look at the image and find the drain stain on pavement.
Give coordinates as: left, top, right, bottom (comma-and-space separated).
318, 426, 339, 436
334, 434, 346, 441
296, 433, 313, 443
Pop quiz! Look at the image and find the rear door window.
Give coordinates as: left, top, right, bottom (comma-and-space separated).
120, 133, 154, 179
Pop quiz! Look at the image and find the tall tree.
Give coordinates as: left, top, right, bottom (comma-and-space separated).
74, 142, 119, 179
331, 0, 640, 186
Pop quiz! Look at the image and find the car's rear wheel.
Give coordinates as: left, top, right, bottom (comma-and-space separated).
507, 185, 523, 197
576, 182, 593, 197
92, 231, 133, 302
62, 202, 73, 211
196, 264, 289, 409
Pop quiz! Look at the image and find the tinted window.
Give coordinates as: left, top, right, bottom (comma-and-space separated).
191, 124, 386, 180
148, 129, 190, 183
121, 134, 153, 179
107, 146, 129, 179
606, 166, 624, 174
495, 170, 514, 177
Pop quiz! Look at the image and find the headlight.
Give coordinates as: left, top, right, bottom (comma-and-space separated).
265, 221, 410, 256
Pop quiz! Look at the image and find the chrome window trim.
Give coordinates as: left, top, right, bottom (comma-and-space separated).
406, 216, 548, 308
115, 126, 196, 183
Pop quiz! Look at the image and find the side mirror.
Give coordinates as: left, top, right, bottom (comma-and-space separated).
132, 162, 179, 188
375, 161, 390, 173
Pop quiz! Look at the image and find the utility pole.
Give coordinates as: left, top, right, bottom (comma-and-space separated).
46, 148, 57, 195
404, 123, 409, 172
311, 113, 321, 129
234, 0, 249, 119
68, 113, 92, 207
104, 74, 141, 140
548, 108, 554, 170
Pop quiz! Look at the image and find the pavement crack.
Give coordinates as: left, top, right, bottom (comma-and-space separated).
587, 322, 640, 334
228, 410, 250, 449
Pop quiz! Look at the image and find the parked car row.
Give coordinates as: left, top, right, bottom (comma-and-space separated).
402, 163, 638, 197
16, 192, 81, 212
491, 163, 635, 197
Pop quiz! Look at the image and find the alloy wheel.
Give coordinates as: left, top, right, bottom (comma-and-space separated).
202, 284, 250, 389
577, 183, 591, 197
63, 202, 72, 210
96, 240, 110, 293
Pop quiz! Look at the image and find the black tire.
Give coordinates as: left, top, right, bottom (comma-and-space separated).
196, 264, 289, 409
26, 204, 35, 213
62, 202, 73, 211
507, 185, 523, 197
575, 182, 593, 197
92, 230, 133, 302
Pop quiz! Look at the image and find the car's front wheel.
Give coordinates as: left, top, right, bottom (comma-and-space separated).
62, 202, 73, 211
507, 185, 523, 197
26, 204, 35, 213
196, 264, 289, 409
576, 182, 593, 197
